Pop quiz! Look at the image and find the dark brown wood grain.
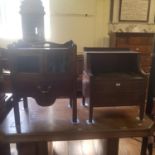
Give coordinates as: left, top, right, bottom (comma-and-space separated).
17, 142, 48, 155
0, 98, 154, 155
109, 32, 155, 73
0, 143, 11, 155
0, 98, 154, 141
82, 50, 148, 122
6, 43, 78, 124
146, 38, 155, 117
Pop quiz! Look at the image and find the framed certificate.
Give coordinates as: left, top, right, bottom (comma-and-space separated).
119, 0, 151, 22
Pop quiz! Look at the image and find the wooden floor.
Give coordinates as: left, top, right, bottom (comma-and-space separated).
10, 138, 155, 155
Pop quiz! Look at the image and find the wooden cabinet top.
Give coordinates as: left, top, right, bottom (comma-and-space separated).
84, 50, 142, 75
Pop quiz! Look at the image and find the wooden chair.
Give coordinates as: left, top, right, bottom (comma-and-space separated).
7, 41, 78, 124
82, 48, 148, 123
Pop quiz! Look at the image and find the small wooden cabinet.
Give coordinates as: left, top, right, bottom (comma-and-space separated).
7, 42, 78, 124
82, 50, 148, 123
110, 32, 155, 72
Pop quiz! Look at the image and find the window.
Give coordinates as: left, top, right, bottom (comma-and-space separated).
42, 0, 51, 40
0, 0, 50, 40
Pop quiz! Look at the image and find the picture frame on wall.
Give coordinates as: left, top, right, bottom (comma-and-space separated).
119, 0, 151, 22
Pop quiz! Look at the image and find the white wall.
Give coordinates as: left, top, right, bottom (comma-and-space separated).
49, 0, 110, 53
0, 0, 155, 52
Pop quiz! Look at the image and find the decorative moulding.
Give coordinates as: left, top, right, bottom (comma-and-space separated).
109, 23, 155, 33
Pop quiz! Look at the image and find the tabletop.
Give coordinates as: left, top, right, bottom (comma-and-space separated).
0, 98, 154, 143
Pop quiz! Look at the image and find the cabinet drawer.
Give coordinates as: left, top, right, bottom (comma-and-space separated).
93, 79, 146, 92
92, 90, 146, 107
92, 76, 147, 107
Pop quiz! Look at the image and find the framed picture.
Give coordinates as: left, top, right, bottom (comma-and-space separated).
119, 0, 151, 22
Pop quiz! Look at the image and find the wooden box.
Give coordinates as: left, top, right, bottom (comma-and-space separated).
7, 42, 78, 124
82, 50, 148, 123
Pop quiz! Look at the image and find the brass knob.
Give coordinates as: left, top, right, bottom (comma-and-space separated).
115, 83, 121, 87
136, 48, 139, 51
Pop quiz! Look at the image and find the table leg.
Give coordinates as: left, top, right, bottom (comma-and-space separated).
0, 143, 11, 155
102, 138, 119, 155
23, 97, 28, 109
17, 142, 50, 155
141, 137, 148, 155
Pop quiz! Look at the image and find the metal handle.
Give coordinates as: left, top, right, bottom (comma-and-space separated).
115, 83, 121, 87
136, 48, 139, 51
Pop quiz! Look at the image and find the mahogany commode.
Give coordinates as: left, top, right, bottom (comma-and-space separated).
82, 49, 148, 123
7, 41, 78, 124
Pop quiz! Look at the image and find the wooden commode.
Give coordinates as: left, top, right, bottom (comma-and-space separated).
6, 41, 78, 124
82, 49, 148, 123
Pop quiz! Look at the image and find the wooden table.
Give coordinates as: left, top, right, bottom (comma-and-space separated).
0, 98, 154, 155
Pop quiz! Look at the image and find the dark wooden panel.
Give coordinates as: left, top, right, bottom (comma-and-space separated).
0, 143, 11, 155
146, 39, 155, 116
17, 142, 48, 155
76, 54, 84, 95
0, 98, 154, 142
83, 50, 148, 122
7, 43, 78, 123
109, 32, 155, 73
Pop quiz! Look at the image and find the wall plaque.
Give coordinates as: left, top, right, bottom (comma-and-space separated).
119, 0, 151, 22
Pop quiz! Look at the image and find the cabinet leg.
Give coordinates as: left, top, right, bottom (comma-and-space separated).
140, 104, 145, 121
146, 90, 153, 116
88, 105, 94, 124
13, 97, 20, 126
23, 97, 28, 109
82, 96, 85, 106
72, 95, 77, 123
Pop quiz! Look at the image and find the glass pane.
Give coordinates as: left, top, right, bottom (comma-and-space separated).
47, 53, 69, 73
15, 56, 40, 73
